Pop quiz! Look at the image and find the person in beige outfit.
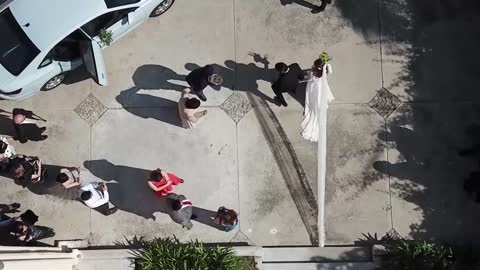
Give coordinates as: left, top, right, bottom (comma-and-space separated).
178, 88, 208, 129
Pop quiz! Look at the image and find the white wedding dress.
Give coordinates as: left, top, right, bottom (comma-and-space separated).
301, 63, 334, 142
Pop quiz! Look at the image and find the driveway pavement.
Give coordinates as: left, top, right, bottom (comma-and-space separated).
1, 0, 480, 247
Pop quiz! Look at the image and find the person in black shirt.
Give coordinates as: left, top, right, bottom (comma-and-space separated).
185, 65, 223, 102
10, 155, 46, 188
271, 62, 306, 107
12, 108, 47, 143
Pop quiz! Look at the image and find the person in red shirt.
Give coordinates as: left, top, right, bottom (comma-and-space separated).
147, 168, 184, 197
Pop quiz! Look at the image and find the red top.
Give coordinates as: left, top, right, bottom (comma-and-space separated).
151, 173, 182, 197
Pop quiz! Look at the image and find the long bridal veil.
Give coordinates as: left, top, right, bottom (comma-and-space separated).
301, 63, 334, 142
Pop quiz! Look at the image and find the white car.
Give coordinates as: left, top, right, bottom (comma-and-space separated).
0, 0, 174, 100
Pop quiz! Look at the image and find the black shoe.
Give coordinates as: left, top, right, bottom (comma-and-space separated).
39, 127, 47, 132
108, 207, 118, 215
197, 92, 207, 102
311, 6, 324, 13
180, 179, 184, 183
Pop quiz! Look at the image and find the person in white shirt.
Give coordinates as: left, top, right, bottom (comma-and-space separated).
79, 182, 117, 215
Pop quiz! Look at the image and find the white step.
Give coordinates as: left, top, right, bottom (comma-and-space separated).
76, 259, 134, 270
262, 247, 372, 262
263, 262, 379, 270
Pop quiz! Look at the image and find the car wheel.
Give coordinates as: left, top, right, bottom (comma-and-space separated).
150, 0, 175, 17
41, 73, 66, 91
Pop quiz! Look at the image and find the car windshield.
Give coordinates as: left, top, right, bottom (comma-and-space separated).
104, 0, 140, 8
0, 8, 39, 76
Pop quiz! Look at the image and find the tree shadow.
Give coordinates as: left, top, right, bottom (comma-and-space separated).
336, 0, 480, 244
115, 87, 183, 127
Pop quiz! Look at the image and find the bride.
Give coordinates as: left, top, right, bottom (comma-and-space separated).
301, 59, 334, 142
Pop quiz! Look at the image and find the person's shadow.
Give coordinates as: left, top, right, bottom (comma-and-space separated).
83, 159, 171, 220
132, 65, 187, 91
0, 113, 15, 137
0, 164, 78, 200
115, 87, 183, 127
129, 53, 281, 104
280, 0, 321, 12
83, 159, 233, 230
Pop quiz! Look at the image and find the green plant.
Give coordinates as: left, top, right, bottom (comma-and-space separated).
132, 236, 250, 270
383, 240, 454, 270
319, 51, 332, 63
99, 29, 113, 46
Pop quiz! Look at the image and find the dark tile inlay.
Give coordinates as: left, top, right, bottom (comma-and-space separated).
368, 88, 401, 119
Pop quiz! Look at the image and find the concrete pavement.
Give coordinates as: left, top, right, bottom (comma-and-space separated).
1, 0, 480, 247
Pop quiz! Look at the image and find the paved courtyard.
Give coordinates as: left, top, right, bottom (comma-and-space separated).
2, 0, 480, 247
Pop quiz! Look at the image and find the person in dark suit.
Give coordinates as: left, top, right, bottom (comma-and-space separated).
271, 62, 305, 107
185, 65, 223, 102
12, 108, 47, 143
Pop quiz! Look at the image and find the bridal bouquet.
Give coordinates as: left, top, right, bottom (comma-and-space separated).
319, 52, 332, 63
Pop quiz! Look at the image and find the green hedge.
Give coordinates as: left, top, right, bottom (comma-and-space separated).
383, 240, 480, 270
132, 237, 254, 270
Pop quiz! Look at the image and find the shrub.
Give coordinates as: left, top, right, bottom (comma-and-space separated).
132, 237, 250, 270
382, 240, 480, 270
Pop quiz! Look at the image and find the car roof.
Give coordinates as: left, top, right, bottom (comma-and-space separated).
9, 0, 108, 51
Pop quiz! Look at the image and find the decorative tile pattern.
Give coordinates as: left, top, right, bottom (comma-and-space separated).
385, 228, 403, 240
220, 92, 253, 123
368, 88, 401, 119
230, 231, 255, 245
74, 94, 107, 126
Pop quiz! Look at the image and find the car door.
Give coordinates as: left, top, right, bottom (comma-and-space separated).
107, 7, 147, 43
79, 38, 108, 86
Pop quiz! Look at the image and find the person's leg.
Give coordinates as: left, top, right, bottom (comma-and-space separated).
94, 203, 117, 216
311, 0, 329, 13
273, 89, 288, 107
194, 90, 207, 102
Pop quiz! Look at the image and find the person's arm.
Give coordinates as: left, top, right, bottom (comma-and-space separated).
193, 110, 207, 118
64, 181, 81, 189
160, 170, 170, 181
147, 180, 172, 192
30, 160, 42, 179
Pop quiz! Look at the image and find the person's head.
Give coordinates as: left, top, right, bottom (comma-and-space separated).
184, 98, 201, 109
149, 169, 163, 182
80, 191, 92, 201
275, 62, 288, 73
13, 114, 25, 125
312, 58, 325, 77
313, 58, 324, 69
171, 199, 182, 211
13, 221, 26, 234
207, 74, 223, 86
11, 163, 25, 180
0, 141, 8, 154
56, 173, 69, 183
223, 210, 238, 226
